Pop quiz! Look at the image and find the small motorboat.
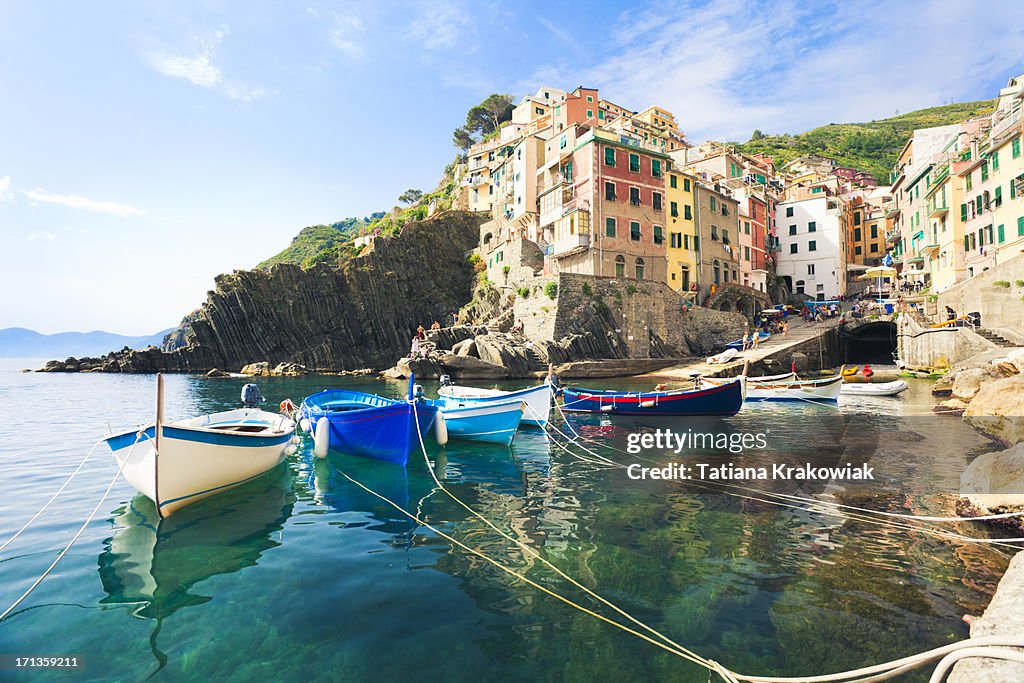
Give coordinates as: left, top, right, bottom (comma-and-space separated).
437, 377, 552, 427
104, 378, 296, 518
839, 380, 908, 397
300, 377, 438, 466
706, 347, 739, 364
561, 377, 745, 417
703, 374, 842, 402
425, 399, 524, 446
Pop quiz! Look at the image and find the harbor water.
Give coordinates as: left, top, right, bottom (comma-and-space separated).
0, 360, 1012, 682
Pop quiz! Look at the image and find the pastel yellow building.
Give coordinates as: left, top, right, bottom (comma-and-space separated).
988, 75, 1024, 263
664, 166, 698, 295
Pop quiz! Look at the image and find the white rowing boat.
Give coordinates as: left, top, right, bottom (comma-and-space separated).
839, 379, 908, 397
104, 378, 296, 517
437, 379, 552, 427
703, 374, 841, 402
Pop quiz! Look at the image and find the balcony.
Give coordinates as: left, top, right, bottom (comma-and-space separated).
885, 228, 901, 243
551, 232, 591, 256
927, 199, 949, 218
921, 243, 940, 255
886, 206, 901, 218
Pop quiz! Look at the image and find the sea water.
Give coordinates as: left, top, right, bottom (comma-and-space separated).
0, 360, 1010, 682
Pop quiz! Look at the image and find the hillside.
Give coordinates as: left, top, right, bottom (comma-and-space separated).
257, 215, 383, 269
735, 100, 997, 181
0, 327, 172, 358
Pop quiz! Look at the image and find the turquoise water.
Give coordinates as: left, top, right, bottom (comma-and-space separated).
0, 360, 1012, 682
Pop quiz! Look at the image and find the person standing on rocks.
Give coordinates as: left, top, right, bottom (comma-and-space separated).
416, 324, 426, 340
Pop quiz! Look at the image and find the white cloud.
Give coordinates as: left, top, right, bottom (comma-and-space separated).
407, 1, 475, 51
21, 188, 145, 217
0, 176, 11, 201
330, 13, 365, 59
144, 26, 272, 102
27, 230, 57, 242
533, 0, 1024, 142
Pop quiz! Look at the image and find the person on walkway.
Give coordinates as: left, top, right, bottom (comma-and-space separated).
946, 305, 956, 322
782, 320, 789, 337
416, 324, 426, 340
410, 336, 420, 358
751, 330, 760, 350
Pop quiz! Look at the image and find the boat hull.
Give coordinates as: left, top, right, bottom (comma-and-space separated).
430, 400, 524, 445
839, 380, 908, 397
561, 379, 744, 417
704, 375, 842, 402
301, 390, 437, 466
104, 409, 295, 517
437, 384, 552, 427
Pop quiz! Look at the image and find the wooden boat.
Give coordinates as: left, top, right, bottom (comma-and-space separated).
561, 377, 745, 417
839, 380, 908, 397
104, 377, 295, 518
725, 331, 769, 350
706, 347, 739, 364
703, 374, 842, 402
425, 399, 524, 446
437, 381, 552, 427
300, 379, 437, 466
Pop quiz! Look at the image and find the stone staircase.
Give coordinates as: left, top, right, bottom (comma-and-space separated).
976, 327, 1018, 348
523, 345, 546, 370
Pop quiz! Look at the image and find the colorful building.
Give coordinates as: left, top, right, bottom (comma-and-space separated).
776, 195, 849, 301
664, 166, 698, 295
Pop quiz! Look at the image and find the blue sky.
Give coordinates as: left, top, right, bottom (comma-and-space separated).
2, 0, 1023, 334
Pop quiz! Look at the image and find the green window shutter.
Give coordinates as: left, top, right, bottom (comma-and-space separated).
1018, 216, 1024, 236
670, 201, 678, 217
693, 235, 699, 250
630, 221, 641, 240
996, 186, 1003, 205
629, 154, 640, 172
964, 235, 969, 251
684, 178, 691, 191
670, 174, 677, 189
652, 159, 662, 177
981, 162, 989, 182
993, 152, 1000, 171
1013, 137, 1021, 158
606, 217, 616, 237
960, 203, 968, 221
998, 224, 1005, 243
684, 205, 692, 220
605, 147, 616, 166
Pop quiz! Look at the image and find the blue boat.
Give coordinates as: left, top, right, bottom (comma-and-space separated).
425, 399, 524, 446
299, 379, 437, 466
437, 382, 552, 427
561, 377, 745, 417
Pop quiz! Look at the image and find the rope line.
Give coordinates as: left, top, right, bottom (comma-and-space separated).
0, 430, 145, 623
0, 436, 105, 555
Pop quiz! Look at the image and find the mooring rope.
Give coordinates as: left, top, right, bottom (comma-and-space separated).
0, 436, 106, 555
0, 430, 145, 623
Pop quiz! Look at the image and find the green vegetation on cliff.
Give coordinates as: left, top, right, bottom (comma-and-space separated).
736, 100, 997, 181
258, 215, 384, 269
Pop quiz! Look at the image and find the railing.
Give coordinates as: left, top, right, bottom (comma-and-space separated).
550, 233, 590, 256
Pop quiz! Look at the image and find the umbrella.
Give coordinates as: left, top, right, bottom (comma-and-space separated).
857, 266, 898, 298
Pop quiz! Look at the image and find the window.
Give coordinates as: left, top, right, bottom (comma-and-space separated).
722, 204, 729, 217
998, 224, 1005, 243
795, 280, 805, 294
961, 203, 968, 221
870, 243, 879, 253
670, 174, 677, 189
653, 192, 663, 210
630, 187, 641, 206
535, 106, 544, 115
993, 152, 1000, 172
790, 244, 798, 254
670, 201, 679, 218
808, 221, 816, 232
554, 105, 561, 115
722, 228, 729, 244
713, 260, 721, 284
635, 258, 645, 279
854, 227, 862, 241
1013, 137, 1021, 159
630, 221, 641, 241
710, 196, 717, 212
652, 159, 662, 177
981, 162, 988, 182
710, 224, 719, 241
629, 153, 640, 173
604, 147, 615, 166
653, 225, 664, 244
1018, 216, 1024, 236
684, 234, 690, 249
683, 178, 691, 192
854, 246, 862, 255
693, 235, 699, 250
854, 213, 862, 225
598, 110, 605, 120
995, 186, 1003, 207
808, 240, 817, 251
615, 255, 625, 277
808, 264, 815, 275
870, 224, 878, 239
606, 217, 617, 237
586, 95, 594, 102
559, 135, 567, 149
789, 224, 797, 235
605, 181, 616, 201
786, 206, 794, 217
684, 205, 692, 220
586, 109, 593, 118
670, 232, 682, 248
744, 246, 751, 260
743, 220, 750, 234
966, 173, 973, 191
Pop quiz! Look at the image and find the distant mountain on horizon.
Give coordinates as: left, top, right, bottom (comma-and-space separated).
0, 327, 174, 359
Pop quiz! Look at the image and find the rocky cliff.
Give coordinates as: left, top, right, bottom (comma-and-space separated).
45, 211, 484, 373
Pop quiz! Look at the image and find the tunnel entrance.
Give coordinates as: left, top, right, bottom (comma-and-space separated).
840, 322, 897, 364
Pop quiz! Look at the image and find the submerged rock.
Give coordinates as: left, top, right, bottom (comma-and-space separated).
962, 375, 1024, 446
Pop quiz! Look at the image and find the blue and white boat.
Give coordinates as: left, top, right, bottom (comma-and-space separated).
104, 378, 296, 518
436, 379, 552, 427
300, 379, 438, 466
426, 399, 524, 446
725, 331, 770, 350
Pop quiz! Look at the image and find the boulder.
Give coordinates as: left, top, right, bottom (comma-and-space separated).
931, 372, 955, 396
451, 338, 476, 356
962, 375, 1024, 446
206, 368, 230, 378
951, 367, 1000, 401
240, 361, 271, 376
934, 398, 969, 415
960, 442, 1024, 513
390, 357, 443, 380
271, 362, 308, 376
1006, 348, 1024, 372
437, 352, 508, 379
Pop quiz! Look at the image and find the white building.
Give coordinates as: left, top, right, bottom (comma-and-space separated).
776, 196, 848, 301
